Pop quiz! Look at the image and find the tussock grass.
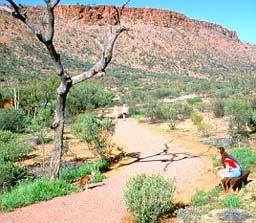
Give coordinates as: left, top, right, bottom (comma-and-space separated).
0, 159, 109, 212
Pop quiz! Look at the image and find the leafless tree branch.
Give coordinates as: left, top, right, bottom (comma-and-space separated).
44, 0, 60, 42
71, 25, 128, 85
2, 0, 45, 42
113, 0, 130, 25
1, 0, 64, 76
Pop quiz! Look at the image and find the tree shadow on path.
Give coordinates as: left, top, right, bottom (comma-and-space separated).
121, 140, 211, 171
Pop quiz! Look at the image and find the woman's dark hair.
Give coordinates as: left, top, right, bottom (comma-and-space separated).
217, 147, 232, 167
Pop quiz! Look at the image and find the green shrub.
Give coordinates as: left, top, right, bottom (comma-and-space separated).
0, 88, 13, 108
173, 103, 193, 120
194, 101, 208, 112
0, 131, 32, 162
0, 130, 32, 191
143, 97, 162, 121
0, 107, 29, 132
0, 161, 28, 193
250, 96, 256, 109
191, 191, 208, 206
72, 114, 115, 158
160, 104, 178, 130
186, 97, 202, 105
66, 81, 114, 117
248, 110, 256, 132
212, 99, 225, 118
220, 194, 242, 208
0, 130, 16, 143
197, 122, 212, 136
190, 112, 203, 125
0, 159, 108, 212
0, 177, 77, 212
123, 174, 175, 223
224, 98, 251, 135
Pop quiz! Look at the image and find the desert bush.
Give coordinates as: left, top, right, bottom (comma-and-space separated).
217, 209, 250, 222
0, 107, 29, 132
167, 107, 178, 130
190, 112, 212, 135
17, 76, 57, 118
66, 81, 114, 117
214, 87, 236, 99
186, 97, 202, 105
144, 101, 193, 124
0, 88, 13, 108
0, 130, 32, 192
159, 103, 178, 129
143, 96, 162, 121
72, 114, 115, 158
197, 122, 213, 136
0, 161, 28, 193
212, 99, 225, 118
173, 103, 193, 120
225, 98, 251, 136
175, 206, 202, 223
248, 110, 256, 132
0, 131, 32, 162
191, 112, 203, 125
194, 101, 208, 112
250, 96, 256, 109
153, 88, 172, 99
123, 174, 175, 223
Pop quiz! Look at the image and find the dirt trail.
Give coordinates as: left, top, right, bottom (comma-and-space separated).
0, 119, 205, 223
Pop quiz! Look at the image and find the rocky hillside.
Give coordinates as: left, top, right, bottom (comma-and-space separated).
1, 4, 256, 82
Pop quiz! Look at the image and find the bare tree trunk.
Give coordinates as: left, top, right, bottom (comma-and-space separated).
49, 93, 67, 180
13, 87, 19, 109
13, 88, 17, 109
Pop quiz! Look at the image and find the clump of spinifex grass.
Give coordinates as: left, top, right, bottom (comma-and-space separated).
0, 177, 76, 212
0, 159, 108, 212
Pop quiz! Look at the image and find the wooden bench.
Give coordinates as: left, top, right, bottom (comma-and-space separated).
221, 170, 250, 193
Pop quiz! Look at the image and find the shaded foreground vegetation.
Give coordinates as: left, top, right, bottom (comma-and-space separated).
0, 159, 108, 212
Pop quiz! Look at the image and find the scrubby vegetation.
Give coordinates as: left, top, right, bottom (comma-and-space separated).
0, 130, 32, 193
123, 174, 175, 223
72, 114, 115, 158
0, 159, 108, 212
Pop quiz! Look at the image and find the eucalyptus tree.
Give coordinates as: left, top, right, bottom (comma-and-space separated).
0, 0, 129, 180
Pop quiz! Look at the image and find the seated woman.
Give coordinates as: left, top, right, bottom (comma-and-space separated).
216, 146, 242, 180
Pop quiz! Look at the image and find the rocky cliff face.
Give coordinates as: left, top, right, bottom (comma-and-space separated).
1, 4, 255, 80
54, 5, 238, 41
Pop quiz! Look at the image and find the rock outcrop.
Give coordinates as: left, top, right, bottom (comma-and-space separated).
53, 5, 238, 41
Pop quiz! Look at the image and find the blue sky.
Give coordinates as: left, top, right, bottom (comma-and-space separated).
2, 0, 256, 45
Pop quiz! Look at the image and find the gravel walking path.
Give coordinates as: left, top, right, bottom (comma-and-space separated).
0, 119, 205, 223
